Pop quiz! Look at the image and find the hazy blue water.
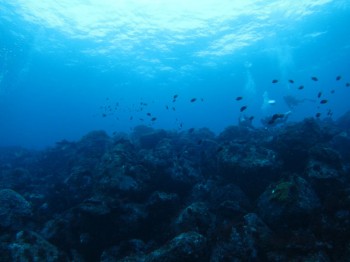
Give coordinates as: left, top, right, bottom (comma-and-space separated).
0, 0, 350, 148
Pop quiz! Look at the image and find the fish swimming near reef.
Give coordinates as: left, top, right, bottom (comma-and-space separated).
283, 95, 315, 109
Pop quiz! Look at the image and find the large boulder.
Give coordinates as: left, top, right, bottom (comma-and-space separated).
0, 189, 32, 230
257, 176, 321, 229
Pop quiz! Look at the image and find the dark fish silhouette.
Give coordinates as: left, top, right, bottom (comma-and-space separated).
311, 76, 318, 81
236, 96, 243, 101
346, 83, 350, 87
188, 128, 195, 133
147, 113, 151, 116
173, 94, 178, 99
249, 116, 254, 121
272, 79, 278, 84
289, 79, 294, 84
331, 90, 335, 94
240, 106, 247, 112
315, 112, 321, 118
320, 99, 328, 104
190, 98, 197, 103
151, 117, 157, 121
336, 75, 341, 81
298, 85, 304, 90
317, 92, 322, 98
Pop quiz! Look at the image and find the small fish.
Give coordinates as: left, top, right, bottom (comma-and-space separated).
272, 79, 278, 84
320, 99, 328, 104
190, 98, 197, 103
240, 106, 247, 112
139, 118, 144, 121
236, 96, 243, 101
336, 75, 342, 81
346, 83, 350, 87
146, 112, 151, 116
151, 117, 157, 121
173, 94, 178, 99
298, 85, 304, 90
289, 79, 294, 84
165, 105, 169, 110
327, 109, 333, 117
249, 116, 254, 121
102, 113, 107, 117
172, 107, 176, 111
317, 92, 322, 98
330, 90, 335, 94
311, 76, 318, 81
315, 112, 321, 118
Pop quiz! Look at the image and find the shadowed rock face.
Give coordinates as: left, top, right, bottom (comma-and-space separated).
1, 116, 350, 261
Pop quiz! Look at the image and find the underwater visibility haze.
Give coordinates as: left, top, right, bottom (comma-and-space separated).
2, 1, 350, 261
1, 0, 349, 148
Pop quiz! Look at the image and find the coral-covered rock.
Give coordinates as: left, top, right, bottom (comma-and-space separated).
7, 231, 67, 261
145, 231, 208, 262
272, 118, 335, 171
257, 176, 320, 229
217, 141, 281, 199
210, 213, 272, 261
174, 202, 214, 235
191, 180, 250, 218
0, 189, 32, 229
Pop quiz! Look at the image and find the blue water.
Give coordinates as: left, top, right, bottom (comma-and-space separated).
1, 0, 350, 149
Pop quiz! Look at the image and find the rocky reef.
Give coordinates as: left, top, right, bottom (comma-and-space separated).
1, 116, 350, 261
